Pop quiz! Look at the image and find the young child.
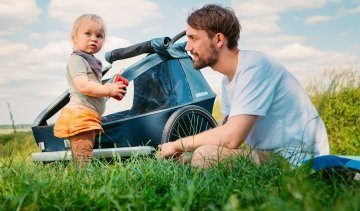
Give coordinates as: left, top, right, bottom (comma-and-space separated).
54, 14, 127, 165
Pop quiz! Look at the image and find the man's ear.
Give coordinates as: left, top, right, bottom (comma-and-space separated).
214, 33, 226, 48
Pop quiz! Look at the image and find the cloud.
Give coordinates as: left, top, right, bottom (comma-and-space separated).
270, 43, 359, 78
0, 39, 28, 57
0, 38, 71, 88
241, 15, 280, 34
0, 0, 42, 35
48, 0, 161, 29
352, 44, 360, 50
102, 36, 130, 53
0, 38, 70, 124
304, 15, 334, 25
231, 0, 326, 34
304, 4, 360, 25
30, 31, 69, 42
231, 0, 326, 17
338, 5, 360, 16
245, 34, 306, 45
251, 39, 359, 68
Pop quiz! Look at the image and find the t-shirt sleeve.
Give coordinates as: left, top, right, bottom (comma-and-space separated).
67, 55, 88, 78
229, 63, 277, 117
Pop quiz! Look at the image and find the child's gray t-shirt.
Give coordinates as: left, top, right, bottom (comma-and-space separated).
66, 55, 106, 115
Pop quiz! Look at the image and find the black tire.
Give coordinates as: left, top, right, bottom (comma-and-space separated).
161, 105, 218, 143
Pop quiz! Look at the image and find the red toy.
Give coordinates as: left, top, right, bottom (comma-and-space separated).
113, 74, 129, 100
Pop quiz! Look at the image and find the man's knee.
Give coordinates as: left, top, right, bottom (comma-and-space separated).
193, 145, 207, 154
191, 146, 270, 167
193, 145, 218, 158
191, 145, 220, 167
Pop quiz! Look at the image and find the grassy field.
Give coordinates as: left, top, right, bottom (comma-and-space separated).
0, 125, 32, 134
0, 128, 32, 134
0, 70, 359, 210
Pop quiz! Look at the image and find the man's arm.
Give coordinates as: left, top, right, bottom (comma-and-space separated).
218, 114, 228, 126
159, 114, 258, 158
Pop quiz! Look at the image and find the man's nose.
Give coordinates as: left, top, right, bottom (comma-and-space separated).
185, 42, 191, 51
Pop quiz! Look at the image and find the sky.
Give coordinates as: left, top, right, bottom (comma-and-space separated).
0, 0, 359, 125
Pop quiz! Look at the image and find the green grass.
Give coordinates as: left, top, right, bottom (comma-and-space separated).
1, 147, 359, 210
0, 69, 359, 210
0, 132, 39, 162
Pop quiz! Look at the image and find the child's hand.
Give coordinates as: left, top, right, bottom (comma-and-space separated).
111, 74, 129, 100
107, 82, 127, 100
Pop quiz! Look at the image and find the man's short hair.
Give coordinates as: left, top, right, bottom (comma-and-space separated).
187, 4, 241, 49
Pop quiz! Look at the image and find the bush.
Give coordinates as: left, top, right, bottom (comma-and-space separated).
0, 132, 39, 160
312, 72, 360, 155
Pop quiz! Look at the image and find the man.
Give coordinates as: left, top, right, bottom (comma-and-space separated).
158, 4, 329, 167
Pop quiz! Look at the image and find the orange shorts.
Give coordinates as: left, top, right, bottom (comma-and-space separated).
54, 107, 103, 138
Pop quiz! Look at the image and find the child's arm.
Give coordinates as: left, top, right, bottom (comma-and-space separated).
72, 75, 127, 99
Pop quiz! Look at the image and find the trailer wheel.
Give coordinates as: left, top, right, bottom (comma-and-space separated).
161, 105, 218, 143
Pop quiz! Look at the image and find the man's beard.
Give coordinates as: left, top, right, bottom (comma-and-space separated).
191, 43, 219, 70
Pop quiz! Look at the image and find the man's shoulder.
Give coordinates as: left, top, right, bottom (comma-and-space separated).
239, 50, 284, 71
238, 50, 267, 68
239, 50, 271, 63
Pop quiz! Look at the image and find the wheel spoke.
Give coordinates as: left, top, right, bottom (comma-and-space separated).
205, 121, 210, 131
186, 113, 194, 136
189, 112, 196, 136
181, 115, 190, 135
163, 106, 217, 143
198, 115, 204, 134
170, 128, 183, 140
195, 113, 200, 134
177, 117, 188, 138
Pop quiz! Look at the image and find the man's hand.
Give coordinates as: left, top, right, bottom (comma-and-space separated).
157, 141, 181, 158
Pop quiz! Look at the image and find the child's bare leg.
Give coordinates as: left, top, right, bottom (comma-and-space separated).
69, 130, 96, 166
191, 145, 270, 168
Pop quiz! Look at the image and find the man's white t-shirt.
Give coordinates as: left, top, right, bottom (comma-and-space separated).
221, 50, 329, 165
